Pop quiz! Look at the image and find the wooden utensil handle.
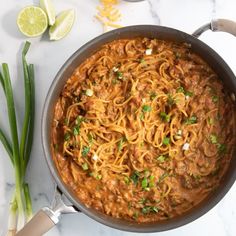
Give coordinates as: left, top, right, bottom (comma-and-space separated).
16, 209, 57, 236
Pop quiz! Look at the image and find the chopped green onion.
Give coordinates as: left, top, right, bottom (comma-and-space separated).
64, 132, 71, 141
64, 118, 69, 125
185, 116, 197, 125
85, 89, 93, 97
139, 58, 145, 63
217, 143, 227, 154
73, 127, 79, 136
150, 92, 157, 100
124, 176, 130, 184
208, 118, 214, 125
209, 134, 218, 144
139, 198, 147, 204
142, 206, 159, 214
158, 172, 169, 183
212, 95, 218, 103
176, 86, 185, 93
185, 90, 193, 97
141, 177, 148, 189
118, 137, 126, 152
193, 174, 201, 180
175, 52, 181, 58
82, 163, 88, 171
167, 94, 175, 106
116, 71, 123, 79
149, 175, 155, 187
130, 171, 140, 185
176, 86, 193, 97
142, 105, 152, 113
54, 143, 58, 152
150, 175, 154, 181
112, 78, 118, 84
73, 116, 85, 136
144, 169, 150, 177
140, 112, 144, 121
133, 212, 139, 220
82, 146, 90, 157
88, 133, 93, 144
157, 155, 167, 163
163, 137, 170, 145
160, 112, 170, 122
76, 115, 85, 125
96, 174, 102, 180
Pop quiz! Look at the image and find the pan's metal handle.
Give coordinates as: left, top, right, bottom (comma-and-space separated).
193, 19, 236, 38
16, 208, 58, 236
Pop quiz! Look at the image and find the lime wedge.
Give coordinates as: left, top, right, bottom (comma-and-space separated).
40, 0, 56, 26
17, 6, 48, 37
49, 9, 75, 41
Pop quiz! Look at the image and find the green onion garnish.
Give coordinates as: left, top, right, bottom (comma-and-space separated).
167, 94, 175, 106
163, 137, 170, 145
118, 137, 126, 152
158, 172, 169, 183
157, 155, 167, 162
185, 116, 197, 125
96, 174, 102, 180
82, 146, 90, 157
130, 171, 140, 185
217, 143, 227, 154
209, 134, 218, 144
64, 132, 71, 141
212, 95, 218, 103
141, 177, 148, 189
73, 127, 79, 136
176, 86, 185, 93
88, 133, 93, 144
142, 105, 152, 113
142, 206, 159, 214
133, 212, 139, 220
176, 86, 193, 97
160, 112, 170, 122
82, 163, 88, 170
124, 176, 130, 184
150, 92, 157, 100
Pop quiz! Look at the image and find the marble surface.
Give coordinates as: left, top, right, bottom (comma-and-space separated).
1, 0, 236, 235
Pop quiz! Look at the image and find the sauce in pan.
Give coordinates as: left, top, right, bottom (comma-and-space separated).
51, 38, 236, 222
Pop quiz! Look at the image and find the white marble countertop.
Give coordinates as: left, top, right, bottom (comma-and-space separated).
1, 0, 236, 235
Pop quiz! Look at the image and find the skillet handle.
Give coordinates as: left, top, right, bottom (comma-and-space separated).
192, 19, 236, 38
16, 207, 59, 236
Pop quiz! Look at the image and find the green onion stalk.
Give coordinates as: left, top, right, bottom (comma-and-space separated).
0, 41, 35, 234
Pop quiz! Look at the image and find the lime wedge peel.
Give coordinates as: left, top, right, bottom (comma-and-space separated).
40, 0, 56, 26
49, 9, 75, 41
17, 6, 48, 37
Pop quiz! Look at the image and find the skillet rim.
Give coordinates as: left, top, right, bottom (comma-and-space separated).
41, 24, 236, 232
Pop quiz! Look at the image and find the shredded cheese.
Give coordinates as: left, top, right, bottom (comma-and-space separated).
95, 0, 122, 32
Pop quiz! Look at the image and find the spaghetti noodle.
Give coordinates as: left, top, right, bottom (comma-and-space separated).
51, 38, 236, 222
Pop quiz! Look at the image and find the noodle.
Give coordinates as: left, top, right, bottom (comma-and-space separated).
51, 38, 236, 222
